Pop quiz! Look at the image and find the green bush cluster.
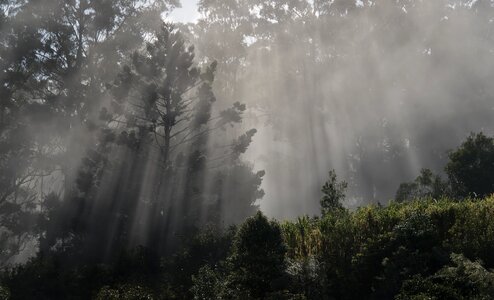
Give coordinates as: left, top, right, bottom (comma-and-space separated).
281, 196, 494, 299
3, 197, 494, 299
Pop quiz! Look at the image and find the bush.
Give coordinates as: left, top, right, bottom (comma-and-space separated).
397, 253, 494, 299
190, 265, 224, 300
0, 285, 10, 300
95, 284, 154, 300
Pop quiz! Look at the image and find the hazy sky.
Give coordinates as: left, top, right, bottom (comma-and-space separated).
168, 0, 199, 23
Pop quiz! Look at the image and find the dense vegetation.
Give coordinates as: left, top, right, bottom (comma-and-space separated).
1, 131, 494, 299
2, 0, 494, 299
3, 196, 494, 299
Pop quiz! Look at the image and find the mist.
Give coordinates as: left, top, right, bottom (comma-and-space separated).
4, 0, 494, 299
1, 0, 494, 269
180, 0, 494, 218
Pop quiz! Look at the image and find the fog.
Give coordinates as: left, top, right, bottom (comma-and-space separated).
2, 0, 494, 266
181, 0, 494, 218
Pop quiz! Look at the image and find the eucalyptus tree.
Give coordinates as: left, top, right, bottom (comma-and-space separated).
179, 0, 254, 104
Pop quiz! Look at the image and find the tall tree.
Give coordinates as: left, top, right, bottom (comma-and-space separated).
0, 1, 49, 267
39, 23, 264, 261
0, 0, 179, 266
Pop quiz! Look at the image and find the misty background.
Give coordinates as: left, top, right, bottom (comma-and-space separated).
174, 0, 494, 218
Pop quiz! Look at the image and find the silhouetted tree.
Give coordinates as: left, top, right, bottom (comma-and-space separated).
397, 253, 494, 300
37, 22, 263, 261
0, 0, 185, 267
226, 212, 288, 298
320, 170, 347, 215
446, 132, 494, 198
395, 168, 449, 202
0, 2, 49, 267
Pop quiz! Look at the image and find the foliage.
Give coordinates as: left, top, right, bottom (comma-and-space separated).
397, 253, 494, 300
190, 265, 224, 300
95, 284, 154, 300
184, 0, 494, 208
225, 212, 288, 298
397, 132, 494, 202
3, 197, 494, 298
396, 168, 450, 202
0, 284, 9, 300
446, 132, 494, 198
281, 196, 494, 299
163, 225, 235, 298
2, 1, 494, 299
0, 0, 264, 269
29, 21, 264, 265
320, 170, 347, 215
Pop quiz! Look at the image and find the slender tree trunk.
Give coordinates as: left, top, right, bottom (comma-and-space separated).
154, 125, 171, 203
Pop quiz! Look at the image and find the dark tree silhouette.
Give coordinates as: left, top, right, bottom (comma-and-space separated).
446, 132, 494, 198
320, 170, 347, 215
227, 211, 287, 298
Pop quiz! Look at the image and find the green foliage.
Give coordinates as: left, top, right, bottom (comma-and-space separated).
3, 2, 494, 299
4, 197, 494, 299
0, 285, 9, 300
397, 253, 494, 300
95, 284, 154, 300
227, 212, 288, 298
446, 132, 494, 198
396, 168, 449, 202
286, 256, 323, 299
163, 225, 235, 298
190, 265, 224, 300
396, 132, 494, 201
320, 170, 347, 215
280, 196, 494, 299
34, 21, 263, 264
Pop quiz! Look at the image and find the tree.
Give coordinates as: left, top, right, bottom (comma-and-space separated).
227, 212, 288, 298
0, 1, 49, 267
37, 22, 263, 260
0, 0, 179, 266
320, 170, 347, 215
111, 23, 241, 168
190, 265, 224, 300
109, 22, 258, 235
397, 253, 494, 300
184, 0, 494, 209
395, 168, 449, 202
446, 132, 494, 198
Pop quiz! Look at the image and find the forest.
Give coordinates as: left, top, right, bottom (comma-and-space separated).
1, 0, 494, 299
